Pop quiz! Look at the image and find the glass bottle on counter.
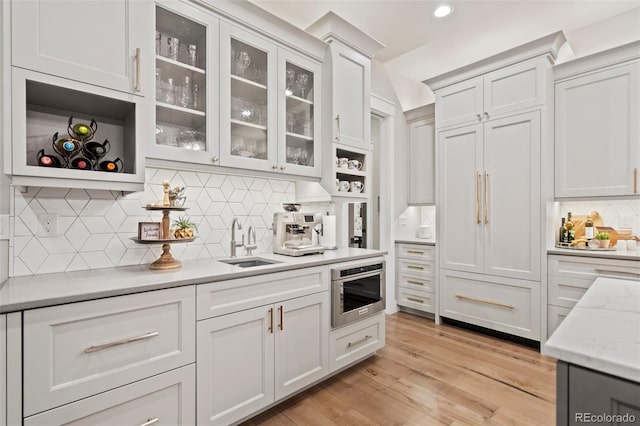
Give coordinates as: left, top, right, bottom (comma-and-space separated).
559, 217, 568, 244
566, 212, 575, 243
584, 215, 594, 240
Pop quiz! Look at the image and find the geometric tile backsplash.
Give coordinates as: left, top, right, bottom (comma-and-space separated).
9, 167, 298, 276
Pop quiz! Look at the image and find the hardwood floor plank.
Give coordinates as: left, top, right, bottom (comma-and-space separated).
241, 312, 555, 426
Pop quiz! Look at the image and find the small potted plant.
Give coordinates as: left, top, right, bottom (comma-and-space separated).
595, 231, 610, 248
173, 216, 197, 239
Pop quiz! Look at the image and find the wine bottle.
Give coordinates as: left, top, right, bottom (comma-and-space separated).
585, 215, 594, 240
559, 218, 568, 244
566, 212, 575, 243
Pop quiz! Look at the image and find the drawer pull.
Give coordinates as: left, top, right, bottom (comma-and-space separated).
455, 294, 513, 309
407, 265, 425, 270
268, 308, 274, 334
139, 418, 159, 426
347, 335, 372, 348
83, 331, 159, 354
134, 48, 141, 92
595, 269, 640, 278
278, 305, 284, 331
407, 297, 424, 303
407, 250, 424, 255
406, 279, 424, 286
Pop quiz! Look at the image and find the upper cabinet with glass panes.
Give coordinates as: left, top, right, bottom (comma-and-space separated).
148, 1, 220, 165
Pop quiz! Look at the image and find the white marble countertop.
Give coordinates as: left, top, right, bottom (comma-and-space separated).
544, 277, 640, 382
547, 246, 640, 261
395, 238, 436, 245
0, 248, 386, 313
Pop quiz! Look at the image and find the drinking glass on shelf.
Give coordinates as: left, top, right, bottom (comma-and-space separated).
167, 37, 179, 61
233, 49, 251, 77
155, 68, 163, 101
155, 31, 162, 55
187, 44, 197, 67
295, 73, 310, 98
163, 77, 176, 105
178, 75, 192, 108
285, 68, 296, 95
192, 83, 201, 110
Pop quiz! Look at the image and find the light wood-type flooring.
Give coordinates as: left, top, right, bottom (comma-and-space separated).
242, 312, 557, 425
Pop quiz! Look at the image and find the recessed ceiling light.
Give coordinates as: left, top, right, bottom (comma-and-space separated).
434, 4, 453, 18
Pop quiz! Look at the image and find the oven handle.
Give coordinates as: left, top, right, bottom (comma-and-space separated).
332, 268, 385, 283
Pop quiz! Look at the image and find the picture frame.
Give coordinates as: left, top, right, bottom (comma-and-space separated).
138, 222, 162, 240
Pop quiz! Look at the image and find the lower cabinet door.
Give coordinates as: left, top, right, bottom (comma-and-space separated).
23, 365, 195, 426
329, 312, 385, 373
274, 291, 329, 401
197, 306, 274, 426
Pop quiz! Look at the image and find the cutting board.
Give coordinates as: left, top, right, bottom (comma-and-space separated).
571, 211, 604, 239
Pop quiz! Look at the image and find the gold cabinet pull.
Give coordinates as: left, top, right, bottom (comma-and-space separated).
484, 171, 489, 224
476, 172, 481, 224
139, 418, 159, 426
134, 47, 141, 92
268, 308, 274, 333
347, 335, 372, 348
335, 115, 341, 141
595, 268, 640, 278
634, 168, 638, 194
407, 250, 424, 255
84, 331, 159, 353
278, 305, 283, 331
407, 297, 424, 303
406, 279, 424, 286
407, 265, 424, 270
455, 294, 513, 309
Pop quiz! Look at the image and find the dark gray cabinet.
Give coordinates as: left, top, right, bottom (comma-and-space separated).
557, 361, 640, 426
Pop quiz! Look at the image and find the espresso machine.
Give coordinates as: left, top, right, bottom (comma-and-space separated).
273, 212, 325, 256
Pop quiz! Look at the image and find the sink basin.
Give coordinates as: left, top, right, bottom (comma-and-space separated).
218, 257, 283, 268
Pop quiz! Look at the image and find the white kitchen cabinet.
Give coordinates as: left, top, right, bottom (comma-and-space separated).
0, 315, 5, 426
329, 312, 385, 372
23, 286, 195, 416
9, 67, 147, 192
406, 105, 436, 205
554, 60, 640, 198
435, 57, 548, 130
149, 0, 220, 165
11, 0, 151, 96
23, 365, 195, 426
197, 291, 329, 426
438, 111, 541, 281
396, 243, 436, 314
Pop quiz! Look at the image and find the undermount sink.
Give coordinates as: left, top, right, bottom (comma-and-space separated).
218, 257, 283, 268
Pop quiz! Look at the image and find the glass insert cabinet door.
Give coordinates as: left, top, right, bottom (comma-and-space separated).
278, 50, 321, 177
151, 2, 219, 165
220, 23, 278, 172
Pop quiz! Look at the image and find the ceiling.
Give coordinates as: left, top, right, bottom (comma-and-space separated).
250, 0, 640, 109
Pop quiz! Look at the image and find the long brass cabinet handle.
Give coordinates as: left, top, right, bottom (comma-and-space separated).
139, 418, 159, 426
268, 308, 274, 333
335, 115, 341, 141
407, 297, 424, 303
406, 279, 425, 286
84, 331, 159, 353
595, 268, 640, 278
134, 47, 141, 92
484, 171, 489, 224
634, 168, 638, 194
455, 294, 513, 309
278, 305, 283, 331
476, 172, 481, 224
407, 250, 424, 255
407, 265, 424, 270
347, 335, 372, 348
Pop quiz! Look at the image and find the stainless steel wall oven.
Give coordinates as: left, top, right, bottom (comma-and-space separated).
331, 260, 385, 328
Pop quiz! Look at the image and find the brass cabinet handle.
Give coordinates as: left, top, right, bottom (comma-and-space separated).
272, 164, 278, 170
84, 331, 159, 353
280, 165, 286, 171
268, 308, 274, 333
278, 305, 283, 331
476, 113, 482, 121
484, 171, 489, 224
335, 115, 341, 141
406, 279, 424, 286
347, 335, 372, 348
484, 112, 489, 120
407, 297, 424, 303
139, 418, 159, 426
212, 156, 219, 163
407, 250, 424, 255
476, 172, 481, 224
595, 268, 640, 278
455, 294, 513, 309
407, 265, 424, 270
134, 47, 141, 92
634, 168, 638, 194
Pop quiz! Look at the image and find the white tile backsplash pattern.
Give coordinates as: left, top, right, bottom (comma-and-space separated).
9, 167, 297, 276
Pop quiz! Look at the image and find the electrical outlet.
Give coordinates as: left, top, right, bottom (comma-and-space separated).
399, 214, 408, 226
619, 214, 634, 229
38, 213, 58, 237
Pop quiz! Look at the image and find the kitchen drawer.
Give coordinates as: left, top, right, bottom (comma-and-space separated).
548, 255, 640, 281
197, 266, 329, 320
397, 287, 435, 314
547, 305, 571, 337
396, 243, 435, 261
397, 271, 435, 293
547, 275, 592, 309
397, 258, 435, 277
329, 313, 385, 373
23, 286, 196, 416
24, 364, 195, 426
440, 270, 540, 340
